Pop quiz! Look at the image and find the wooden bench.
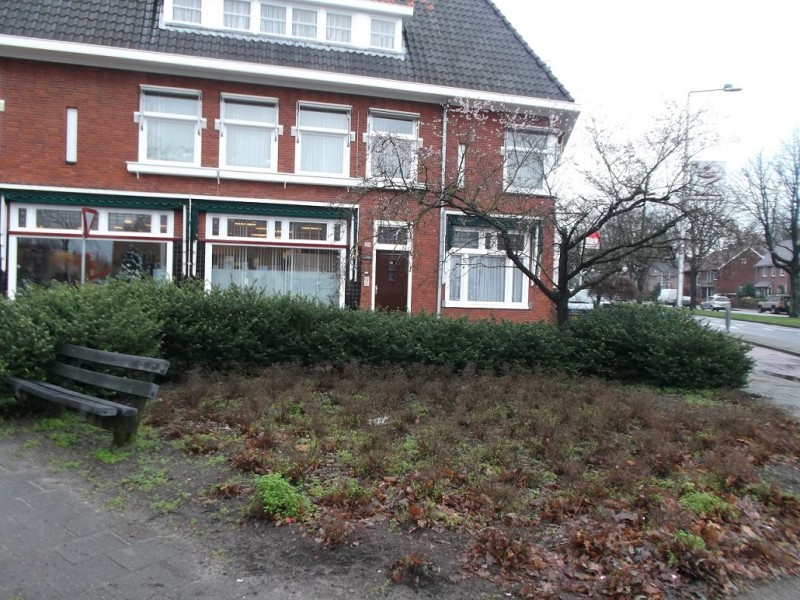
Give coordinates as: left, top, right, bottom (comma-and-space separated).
7, 344, 170, 446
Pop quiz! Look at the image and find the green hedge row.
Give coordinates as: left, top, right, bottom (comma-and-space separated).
0, 279, 752, 389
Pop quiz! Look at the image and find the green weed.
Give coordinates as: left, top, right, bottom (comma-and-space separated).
252, 473, 311, 520
93, 448, 133, 464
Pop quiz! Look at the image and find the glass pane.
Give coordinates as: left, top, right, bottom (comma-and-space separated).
224, 100, 275, 123
298, 108, 348, 130
371, 19, 395, 48
143, 92, 198, 116
18, 208, 27, 227
467, 255, 505, 302
274, 221, 282, 239
224, 0, 251, 29
211, 217, 220, 236
370, 136, 415, 179
377, 225, 408, 245
451, 230, 480, 249
498, 233, 525, 252
326, 13, 351, 43
448, 255, 462, 301
261, 3, 286, 34
16, 237, 167, 287
109, 212, 153, 233
225, 125, 271, 168
160, 215, 169, 234
506, 148, 544, 189
173, 0, 201, 23
226, 218, 268, 238
292, 8, 317, 38
290, 222, 327, 241
372, 115, 413, 135
301, 133, 345, 173
512, 268, 523, 303
147, 118, 195, 162
36, 209, 82, 230
210, 245, 340, 304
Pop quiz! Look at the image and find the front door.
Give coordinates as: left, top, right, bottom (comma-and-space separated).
375, 251, 409, 311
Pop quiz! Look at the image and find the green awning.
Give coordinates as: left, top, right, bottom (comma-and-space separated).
191, 200, 356, 237
3, 190, 185, 210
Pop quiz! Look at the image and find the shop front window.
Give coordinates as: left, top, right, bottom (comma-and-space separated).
16, 238, 169, 288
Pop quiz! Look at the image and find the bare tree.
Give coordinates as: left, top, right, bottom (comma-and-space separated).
357, 101, 694, 325
682, 162, 739, 307
734, 131, 800, 317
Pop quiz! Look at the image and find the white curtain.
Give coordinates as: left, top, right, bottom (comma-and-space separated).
147, 118, 195, 162
467, 256, 506, 302
173, 0, 201, 23
260, 4, 286, 34
224, 0, 250, 29
292, 8, 317, 38
371, 19, 395, 48
326, 13, 351, 42
226, 126, 270, 168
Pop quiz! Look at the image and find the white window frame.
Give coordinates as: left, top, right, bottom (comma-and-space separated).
135, 86, 204, 167
370, 17, 396, 50
7, 204, 175, 297
205, 213, 347, 247
502, 129, 557, 194
444, 221, 530, 309
217, 94, 280, 171
162, 0, 405, 53
326, 11, 352, 43
291, 6, 317, 38
223, 0, 252, 30
293, 103, 352, 178
365, 110, 420, 183
171, 0, 202, 24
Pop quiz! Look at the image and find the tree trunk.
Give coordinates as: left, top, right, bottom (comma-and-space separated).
791, 272, 800, 319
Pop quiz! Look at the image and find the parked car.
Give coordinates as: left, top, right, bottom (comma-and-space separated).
701, 295, 731, 311
568, 290, 595, 315
757, 294, 791, 314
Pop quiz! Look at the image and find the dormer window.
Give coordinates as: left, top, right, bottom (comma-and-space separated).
327, 13, 352, 44
173, 0, 202, 24
163, 0, 408, 54
292, 8, 317, 38
224, 0, 251, 29
371, 19, 395, 50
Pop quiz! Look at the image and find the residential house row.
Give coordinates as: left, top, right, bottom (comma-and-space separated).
0, 0, 579, 323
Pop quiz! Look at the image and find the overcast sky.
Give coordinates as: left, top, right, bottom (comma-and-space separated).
492, 0, 799, 173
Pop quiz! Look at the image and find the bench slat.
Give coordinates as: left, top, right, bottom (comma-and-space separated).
60, 344, 170, 376
7, 378, 135, 417
50, 362, 160, 400
35, 381, 138, 416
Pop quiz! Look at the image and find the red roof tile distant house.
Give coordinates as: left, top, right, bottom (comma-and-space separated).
696, 247, 764, 298
0, 0, 579, 322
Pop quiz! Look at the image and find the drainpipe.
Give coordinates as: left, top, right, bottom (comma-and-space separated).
436, 103, 449, 316
184, 198, 191, 278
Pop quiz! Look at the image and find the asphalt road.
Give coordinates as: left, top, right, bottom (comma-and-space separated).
696, 315, 800, 356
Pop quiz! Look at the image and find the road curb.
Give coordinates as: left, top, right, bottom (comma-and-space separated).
745, 339, 800, 360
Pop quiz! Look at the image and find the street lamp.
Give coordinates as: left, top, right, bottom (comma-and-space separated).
674, 84, 742, 308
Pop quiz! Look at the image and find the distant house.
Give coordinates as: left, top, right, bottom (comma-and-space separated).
755, 243, 792, 297
696, 247, 764, 298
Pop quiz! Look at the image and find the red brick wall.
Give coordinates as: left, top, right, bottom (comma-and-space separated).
0, 58, 557, 322
717, 249, 760, 294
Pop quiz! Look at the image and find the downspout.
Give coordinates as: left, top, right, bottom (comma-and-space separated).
436, 103, 449, 316
0, 192, 6, 295
183, 198, 191, 279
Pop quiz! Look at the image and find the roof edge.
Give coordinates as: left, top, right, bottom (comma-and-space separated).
0, 34, 580, 127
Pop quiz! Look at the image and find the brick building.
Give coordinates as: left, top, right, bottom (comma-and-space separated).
0, 0, 578, 321
696, 247, 763, 298
755, 243, 793, 297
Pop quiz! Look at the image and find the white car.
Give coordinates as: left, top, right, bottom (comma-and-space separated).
701, 295, 731, 311
568, 290, 595, 315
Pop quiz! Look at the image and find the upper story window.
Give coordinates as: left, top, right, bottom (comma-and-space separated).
370, 18, 396, 49
224, 0, 251, 29
292, 7, 317, 38
173, 0, 202, 24
137, 87, 204, 166
367, 111, 419, 182
11, 205, 174, 238
327, 12, 352, 43
503, 129, 556, 194
295, 104, 351, 177
164, 0, 407, 53
218, 95, 279, 170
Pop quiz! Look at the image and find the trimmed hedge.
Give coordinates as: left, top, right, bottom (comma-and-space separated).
565, 303, 753, 389
0, 280, 752, 389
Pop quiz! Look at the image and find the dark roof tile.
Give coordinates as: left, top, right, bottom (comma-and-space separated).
0, 0, 573, 102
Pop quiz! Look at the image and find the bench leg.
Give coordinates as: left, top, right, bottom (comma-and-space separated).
88, 413, 139, 447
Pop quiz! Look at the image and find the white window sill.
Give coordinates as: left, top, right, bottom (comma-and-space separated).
443, 301, 529, 310
127, 162, 361, 187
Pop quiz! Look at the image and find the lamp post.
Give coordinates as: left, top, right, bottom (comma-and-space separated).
674, 84, 742, 308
